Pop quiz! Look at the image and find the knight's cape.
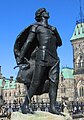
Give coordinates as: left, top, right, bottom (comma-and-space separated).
14, 22, 62, 64
14, 24, 37, 64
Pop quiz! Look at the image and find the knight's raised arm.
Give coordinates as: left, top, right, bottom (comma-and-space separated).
18, 25, 38, 64
20, 32, 35, 58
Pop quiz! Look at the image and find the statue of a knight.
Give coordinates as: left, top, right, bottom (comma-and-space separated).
14, 8, 62, 115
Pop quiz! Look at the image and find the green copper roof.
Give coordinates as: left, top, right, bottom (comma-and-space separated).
70, 22, 84, 41
3, 80, 16, 90
0, 78, 16, 89
61, 67, 74, 79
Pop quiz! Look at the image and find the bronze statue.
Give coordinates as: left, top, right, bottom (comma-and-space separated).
14, 8, 62, 115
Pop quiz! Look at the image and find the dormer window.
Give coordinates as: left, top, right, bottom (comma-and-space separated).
77, 25, 79, 28
74, 31, 76, 35
81, 23, 83, 27
82, 27, 84, 33
78, 28, 80, 34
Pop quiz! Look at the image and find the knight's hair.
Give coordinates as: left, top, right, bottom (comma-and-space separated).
35, 8, 46, 22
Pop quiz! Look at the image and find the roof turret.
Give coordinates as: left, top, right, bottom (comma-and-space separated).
61, 67, 74, 79
70, 22, 84, 41
70, 0, 84, 41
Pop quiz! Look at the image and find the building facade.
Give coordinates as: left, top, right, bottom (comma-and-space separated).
57, 67, 75, 102
70, 21, 84, 102
0, 67, 75, 104
0, 72, 26, 105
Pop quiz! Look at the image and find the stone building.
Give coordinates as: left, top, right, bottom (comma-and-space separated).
0, 65, 75, 104
0, 68, 26, 105
57, 21, 84, 103
70, 21, 84, 102
57, 67, 75, 102
2, 77, 26, 104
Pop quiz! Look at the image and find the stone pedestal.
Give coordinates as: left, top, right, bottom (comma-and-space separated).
11, 111, 72, 120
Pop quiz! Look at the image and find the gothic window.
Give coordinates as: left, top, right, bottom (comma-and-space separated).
78, 28, 80, 34
79, 88, 81, 97
81, 23, 83, 27
61, 87, 66, 93
76, 55, 84, 68
20, 98, 23, 103
18, 84, 20, 88
82, 27, 84, 33
78, 62, 81, 68
5, 93, 7, 97
14, 92, 16, 96
79, 86, 84, 97
64, 87, 66, 93
82, 60, 84, 67
22, 90, 26, 95
76, 56, 80, 67
15, 84, 17, 89
74, 31, 76, 35
9, 92, 11, 96
80, 55, 84, 68
82, 87, 84, 96
77, 25, 79, 28
19, 90, 21, 94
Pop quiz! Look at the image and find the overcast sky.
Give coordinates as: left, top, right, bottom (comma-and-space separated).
0, 0, 84, 78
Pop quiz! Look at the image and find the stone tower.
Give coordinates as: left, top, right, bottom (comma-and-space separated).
70, 22, 84, 74
70, 15, 84, 101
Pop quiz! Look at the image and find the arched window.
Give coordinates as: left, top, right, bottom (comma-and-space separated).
78, 28, 80, 34
74, 31, 76, 35
78, 62, 81, 68
61, 87, 66, 93
9, 92, 11, 96
76, 56, 81, 68
81, 57, 84, 67
5, 93, 7, 97
82, 27, 84, 33
20, 98, 23, 103
82, 87, 84, 96
15, 84, 17, 89
14, 92, 16, 96
18, 84, 20, 88
79, 88, 81, 97
79, 86, 84, 97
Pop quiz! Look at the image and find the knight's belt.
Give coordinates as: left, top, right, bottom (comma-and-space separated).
39, 46, 57, 60
39, 46, 47, 49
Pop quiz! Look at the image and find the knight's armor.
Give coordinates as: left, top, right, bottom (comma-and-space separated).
14, 19, 62, 115
19, 23, 62, 67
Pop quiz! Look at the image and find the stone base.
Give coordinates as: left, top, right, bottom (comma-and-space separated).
11, 111, 72, 120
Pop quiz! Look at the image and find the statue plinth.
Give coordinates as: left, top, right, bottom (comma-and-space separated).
11, 111, 72, 120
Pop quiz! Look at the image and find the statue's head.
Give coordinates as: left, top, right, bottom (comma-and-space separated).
35, 8, 49, 22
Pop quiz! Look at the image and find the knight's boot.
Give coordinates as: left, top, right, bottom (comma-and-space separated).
49, 81, 59, 114
49, 81, 65, 116
22, 85, 38, 114
21, 95, 30, 114
21, 88, 35, 114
